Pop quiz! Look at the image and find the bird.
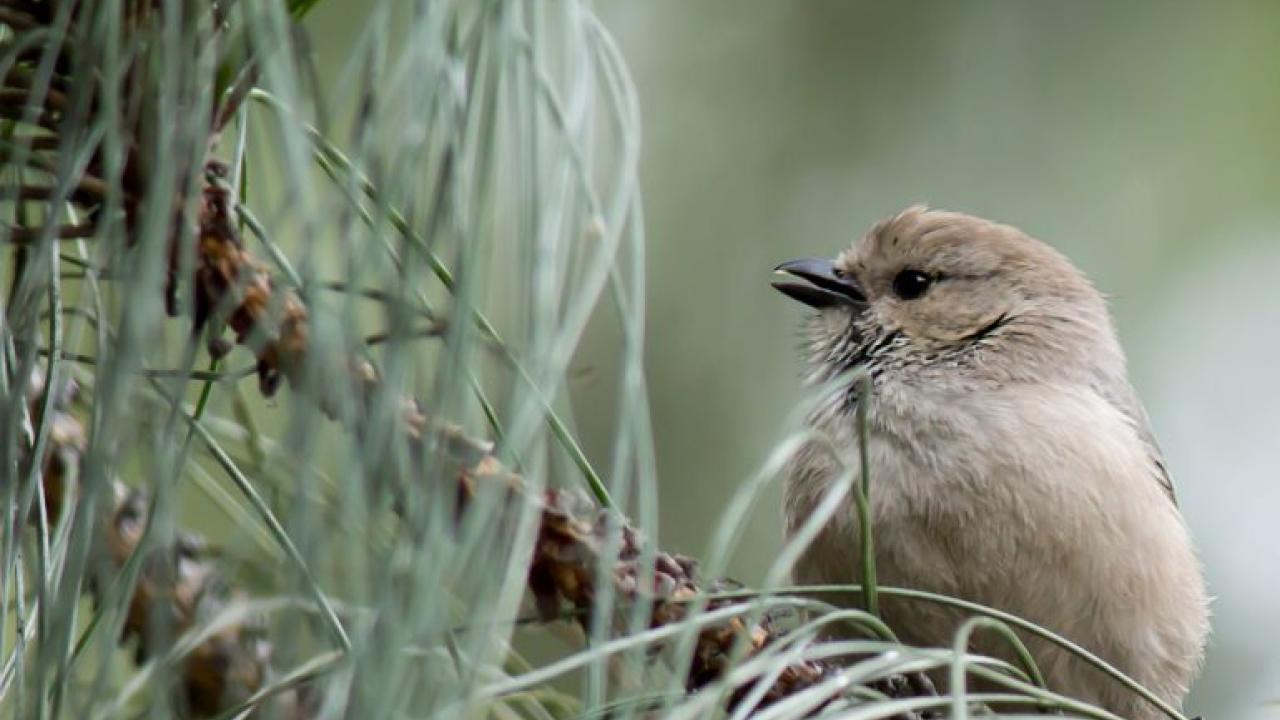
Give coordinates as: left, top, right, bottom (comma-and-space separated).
771, 205, 1209, 719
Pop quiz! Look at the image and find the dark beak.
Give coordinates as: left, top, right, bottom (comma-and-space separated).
771, 258, 866, 308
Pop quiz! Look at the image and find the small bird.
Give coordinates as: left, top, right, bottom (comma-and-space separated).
772, 205, 1209, 718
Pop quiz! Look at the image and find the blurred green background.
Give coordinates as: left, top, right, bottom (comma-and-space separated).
305, 2, 1280, 717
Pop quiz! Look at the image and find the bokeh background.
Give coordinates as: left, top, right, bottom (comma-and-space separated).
303, 2, 1280, 717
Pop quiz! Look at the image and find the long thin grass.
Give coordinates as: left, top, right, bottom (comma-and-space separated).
0, 1, 1200, 718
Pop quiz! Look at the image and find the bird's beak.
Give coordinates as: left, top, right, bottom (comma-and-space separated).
771, 258, 867, 308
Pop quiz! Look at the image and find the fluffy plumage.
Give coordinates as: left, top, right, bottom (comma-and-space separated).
780, 205, 1208, 718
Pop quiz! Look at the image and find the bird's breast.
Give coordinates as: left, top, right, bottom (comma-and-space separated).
789, 380, 1182, 600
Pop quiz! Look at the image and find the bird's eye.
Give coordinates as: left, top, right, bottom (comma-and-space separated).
892, 269, 933, 300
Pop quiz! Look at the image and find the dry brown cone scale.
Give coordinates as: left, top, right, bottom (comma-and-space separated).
2, 2, 936, 717
24, 375, 275, 716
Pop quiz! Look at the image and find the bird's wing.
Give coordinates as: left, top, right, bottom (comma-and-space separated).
1093, 375, 1177, 505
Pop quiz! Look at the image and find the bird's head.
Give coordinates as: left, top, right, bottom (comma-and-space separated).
773, 205, 1123, 394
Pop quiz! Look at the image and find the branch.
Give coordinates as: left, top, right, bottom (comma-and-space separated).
176, 164, 881, 713
16, 165, 896, 717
